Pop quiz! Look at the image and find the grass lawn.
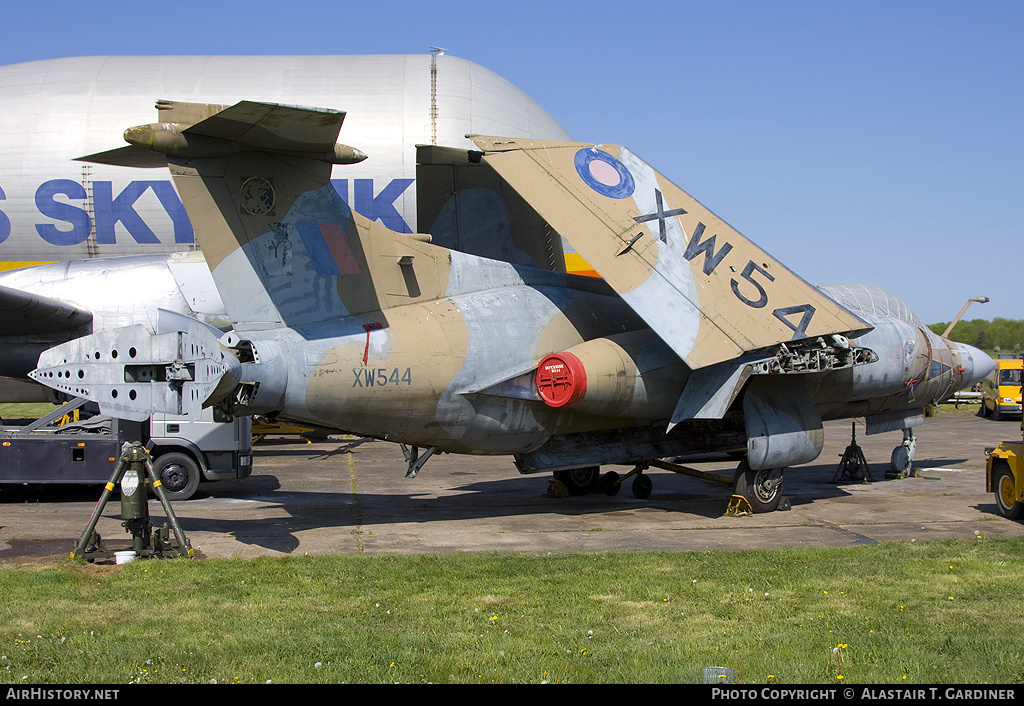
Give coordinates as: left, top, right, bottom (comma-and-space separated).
2, 538, 1023, 684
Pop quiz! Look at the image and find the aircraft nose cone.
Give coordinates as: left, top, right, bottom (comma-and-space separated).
956, 342, 996, 390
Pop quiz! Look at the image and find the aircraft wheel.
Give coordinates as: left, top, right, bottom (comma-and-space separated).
152, 452, 201, 502
733, 461, 783, 513
632, 473, 653, 499
993, 463, 1022, 520
598, 471, 621, 496
553, 467, 600, 496
891, 445, 912, 477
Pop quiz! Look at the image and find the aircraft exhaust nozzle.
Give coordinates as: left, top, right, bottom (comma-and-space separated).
29, 322, 241, 421
535, 331, 687, 420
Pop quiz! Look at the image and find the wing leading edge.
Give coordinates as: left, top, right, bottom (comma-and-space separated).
471, 137, 871, 370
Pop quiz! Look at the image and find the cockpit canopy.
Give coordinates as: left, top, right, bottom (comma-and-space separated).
818, 283, 925, 330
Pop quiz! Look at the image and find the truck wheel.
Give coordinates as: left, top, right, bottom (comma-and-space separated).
993, 463, 1022, 520
152, 452, 201, 502
553, 467, 600, 496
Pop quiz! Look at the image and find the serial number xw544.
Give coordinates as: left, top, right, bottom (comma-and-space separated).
352, 367, 412, 388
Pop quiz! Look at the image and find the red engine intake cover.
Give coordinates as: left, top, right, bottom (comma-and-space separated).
536, 352, 587, 407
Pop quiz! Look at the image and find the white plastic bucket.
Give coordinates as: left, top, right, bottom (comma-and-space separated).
114, 551, 136, 564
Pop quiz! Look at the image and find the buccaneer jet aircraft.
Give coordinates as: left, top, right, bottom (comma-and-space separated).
30, 101, 995, 512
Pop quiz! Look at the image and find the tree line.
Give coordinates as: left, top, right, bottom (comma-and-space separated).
928, 318, 1024, 357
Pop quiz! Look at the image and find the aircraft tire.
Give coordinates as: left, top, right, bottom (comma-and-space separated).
152, 452, 201, 502
631, 473, 652, 499
597, 471, 621, 496
993, 463, 1022, 520
553, 467, 601, 496
734, 461, 783, 513
890, 446, 912, 477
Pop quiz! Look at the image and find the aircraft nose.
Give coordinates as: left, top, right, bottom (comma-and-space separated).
955, 342, 996, 390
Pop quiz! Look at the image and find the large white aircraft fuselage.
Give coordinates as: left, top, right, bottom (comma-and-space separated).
0, 54, 571, 267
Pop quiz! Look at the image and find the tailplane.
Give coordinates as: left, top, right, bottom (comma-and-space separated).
83, 101, 438, 332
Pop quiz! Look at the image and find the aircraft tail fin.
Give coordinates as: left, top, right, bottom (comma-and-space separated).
471, 137, 871, 370
90, 101, 439, 332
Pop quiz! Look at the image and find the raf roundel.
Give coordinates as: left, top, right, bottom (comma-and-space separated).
574, 148, 635, 199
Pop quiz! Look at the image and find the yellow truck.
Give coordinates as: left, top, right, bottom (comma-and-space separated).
986, 358, 1024, 519
981, 358, 1022, 420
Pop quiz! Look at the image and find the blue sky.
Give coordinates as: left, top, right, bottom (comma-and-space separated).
3, 0, 1021, 325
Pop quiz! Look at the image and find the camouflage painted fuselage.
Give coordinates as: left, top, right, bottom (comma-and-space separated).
256, 257, 673, 454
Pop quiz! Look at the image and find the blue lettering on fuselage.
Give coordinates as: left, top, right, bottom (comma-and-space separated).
6, 178, 414, 247
332, 178, 414, 233
0, 186, 10, 244
93, 181, 194, 244
35, 179, 92, 246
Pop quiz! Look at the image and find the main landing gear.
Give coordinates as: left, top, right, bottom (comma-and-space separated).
732, 461, 786, 513
547, 458, 787, 513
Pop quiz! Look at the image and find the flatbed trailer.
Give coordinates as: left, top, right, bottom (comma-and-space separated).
0, 398, 252, 500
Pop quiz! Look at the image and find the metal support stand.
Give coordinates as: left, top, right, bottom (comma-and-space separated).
833, 422, 874, 484
72, 441, 194, 562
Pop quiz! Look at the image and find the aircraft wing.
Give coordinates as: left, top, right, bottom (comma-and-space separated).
472, 137, 870, 370
0, 283, 92, 335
